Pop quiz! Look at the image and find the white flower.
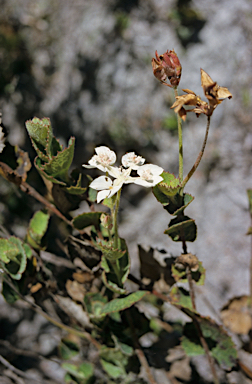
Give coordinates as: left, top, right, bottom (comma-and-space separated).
121, 152, 145, 170
82, 146, 116, 172
133, 164, 164, 187
0, 126, 5, 154
90, 167, 134, 203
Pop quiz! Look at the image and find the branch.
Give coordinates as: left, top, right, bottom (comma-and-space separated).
182, 116, 211, 187
3, 275, 101, 351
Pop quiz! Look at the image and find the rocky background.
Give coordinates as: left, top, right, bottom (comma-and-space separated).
0, 0, 252, 383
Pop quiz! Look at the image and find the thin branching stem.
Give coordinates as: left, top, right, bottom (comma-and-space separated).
186, 266, 196, 311
126, 310, 157, 384
182, 115, 211, 188
0, 161, 72, 226
153, 286, 219, 384
3, 275, 102, 350
192, 316, 219, 384
173, 87, 183, 184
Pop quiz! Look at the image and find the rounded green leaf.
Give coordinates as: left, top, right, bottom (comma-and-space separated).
72, 212, 103, 230
25, 117, 53, 159
165, 216, 197, 242
27, 210, 50, 248
1, 237, 27, 280
170, 286, 193, 310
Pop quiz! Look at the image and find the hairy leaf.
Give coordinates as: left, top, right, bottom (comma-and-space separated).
42, 137, 75, 182
25, 117, 53, 160
181, 312, 237, 370
101, 291, 148, 315
165, 215, 197, 242
170, 286, 193, 310
26, 210, 50, 249
0, 237, 27, 280
72, 212, 103, 230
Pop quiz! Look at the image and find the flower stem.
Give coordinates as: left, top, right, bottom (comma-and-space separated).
113, 188, 121, 250
182, 116, 211, 188
174, 87, 183, 184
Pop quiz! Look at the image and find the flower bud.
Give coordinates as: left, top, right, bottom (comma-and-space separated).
100, 213, 113, 230
152, 49, 182, 87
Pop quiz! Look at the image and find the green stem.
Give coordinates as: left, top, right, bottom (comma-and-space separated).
113, 188, 121, 250
182, 116, 211, 188
174, 87, 183, 184
110, 188, 122, 285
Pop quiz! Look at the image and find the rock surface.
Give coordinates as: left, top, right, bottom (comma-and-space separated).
1, 0, 252, 382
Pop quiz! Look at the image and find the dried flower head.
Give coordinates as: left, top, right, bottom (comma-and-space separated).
200, 69, 232, 111
170, 89, 209, 121
152, 49, 182, 87
171, 69, 232, 120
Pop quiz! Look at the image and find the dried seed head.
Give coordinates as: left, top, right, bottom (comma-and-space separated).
152, 49, 182, 87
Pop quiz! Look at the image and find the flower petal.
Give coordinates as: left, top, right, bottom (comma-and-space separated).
133, 175, 164, 187
95, 146, 116, 164
121, 152, 145, 169
137, 164, 163, 177
97, 189, 111, 203
90, 176, 112, 190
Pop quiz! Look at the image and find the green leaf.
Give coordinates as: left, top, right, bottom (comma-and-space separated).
100, 291, 148, 315
181, 330, 205, 356
173, 193, 194, 216
72, 212, 103, 230
23, 243, 33, 259
102, 271, 127, 294
100, 238, 130, 293
65, 173, 87, 195
153, 179, 194, 215
0, 237, 28, 280
181, 313, 237, 370
0, 237, 20, 263
88, 187, 97, 202
6, 237, 27, 279
99, 345, 130, 379
100, 359, 124, 379
59, 338, 80, 360
112, 335, 133, 356
34, 157, 66, 185
83, 292, 107, 320
25, 117, 53, 160
103, 195, 117, 209
165, 215, 197, 242
170, 286, 193, 310
62, 362, 93, 381
26, 210, 50, 249
50, 136, 62, 156
152, 172, 181, 204
42, 137, 75, 181
78, 363, 93, 380
2, 280, 19, 303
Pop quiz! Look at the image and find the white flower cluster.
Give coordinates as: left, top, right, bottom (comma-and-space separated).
83, 146, 164, 203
